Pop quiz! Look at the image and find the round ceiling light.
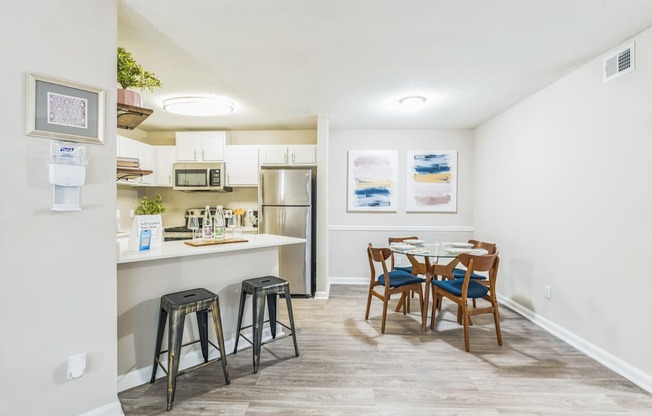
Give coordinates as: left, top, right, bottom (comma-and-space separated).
398, 95, 427, 108
163, 97, 234, 116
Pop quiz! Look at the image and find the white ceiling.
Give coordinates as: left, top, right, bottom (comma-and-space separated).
118, 0, 652, 132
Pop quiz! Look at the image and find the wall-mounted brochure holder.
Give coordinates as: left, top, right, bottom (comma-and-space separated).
49, 141, 86, 211
128, 215, 163, 252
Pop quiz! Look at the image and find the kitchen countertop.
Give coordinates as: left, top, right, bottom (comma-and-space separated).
117, 233, 304, 264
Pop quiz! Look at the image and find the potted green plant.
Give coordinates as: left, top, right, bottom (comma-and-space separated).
135, 194, 166, 215
117, 47, 162, 107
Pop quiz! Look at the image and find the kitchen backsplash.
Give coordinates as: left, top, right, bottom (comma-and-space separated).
117, 186, 258, 231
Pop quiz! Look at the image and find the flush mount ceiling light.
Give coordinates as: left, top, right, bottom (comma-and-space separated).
163, 97, 234, 116
398, 95, 427, 108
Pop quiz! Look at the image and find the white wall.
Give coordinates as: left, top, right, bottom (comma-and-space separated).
328, 129, 475, 279
0, 1, 120, 415
474, 30, 652, 389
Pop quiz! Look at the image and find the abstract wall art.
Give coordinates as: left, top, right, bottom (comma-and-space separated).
25, 73, 105, 144
406, 150, 457, 212
348, 150, 398, 211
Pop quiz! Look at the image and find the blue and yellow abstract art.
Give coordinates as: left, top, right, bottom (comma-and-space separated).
348, 150, 397, 211
407, 150, 457, 212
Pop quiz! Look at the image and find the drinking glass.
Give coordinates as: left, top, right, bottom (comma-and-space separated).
187, 216, 199, 240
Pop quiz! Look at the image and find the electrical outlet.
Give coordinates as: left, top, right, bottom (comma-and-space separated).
67, 353, 86, 380
544, 285, 552, 300
396, 257, 402, 266
129, 209, 135, 218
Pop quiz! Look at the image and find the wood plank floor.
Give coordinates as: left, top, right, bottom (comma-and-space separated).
119, 284, 652, 415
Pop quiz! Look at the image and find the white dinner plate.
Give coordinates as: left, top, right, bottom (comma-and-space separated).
389, 243, 415, 251
406, 248, 430, 255
444, 247, 489, 255
445, 242, 474, 248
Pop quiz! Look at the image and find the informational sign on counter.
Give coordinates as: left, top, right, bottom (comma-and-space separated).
128, 215, 163, 252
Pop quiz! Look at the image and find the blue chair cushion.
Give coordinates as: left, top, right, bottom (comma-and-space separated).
452, 267, 487, 280
395, 266, 413, 273
378, 270, 425, 288
432, 278, 489, 298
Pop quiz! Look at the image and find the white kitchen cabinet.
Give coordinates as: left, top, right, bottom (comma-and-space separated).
175, 131, 226, 162
117, 135, 154, 185
259, 145, 316, 166
289, 145, 317, 165
259, 145, 288, 165
117, 135, 139, 159
136, 141, 154, 185
154, 145, 175, 187
225, 145, 259, 186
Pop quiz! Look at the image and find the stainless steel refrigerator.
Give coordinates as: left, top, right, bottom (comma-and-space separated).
259, 168, 315, 296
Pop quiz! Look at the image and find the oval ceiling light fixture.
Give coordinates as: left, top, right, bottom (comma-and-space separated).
163, 97, 234, 116
398, 95, 427, 109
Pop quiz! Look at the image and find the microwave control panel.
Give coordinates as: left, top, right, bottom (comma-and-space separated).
209, 168, 221, 186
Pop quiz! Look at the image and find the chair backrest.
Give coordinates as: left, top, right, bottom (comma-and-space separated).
388, 236, 420, 270
468, 239, 497, 254
388, 236, 419, 244
458, 253, 500, 290
367, 244, 392, 285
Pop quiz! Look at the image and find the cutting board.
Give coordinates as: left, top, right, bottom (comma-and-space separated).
184, 238, 248, 247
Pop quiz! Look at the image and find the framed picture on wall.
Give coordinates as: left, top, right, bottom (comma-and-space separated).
25, 73, 105, 144
347, 150, 398, 212
406, 150, 457, 212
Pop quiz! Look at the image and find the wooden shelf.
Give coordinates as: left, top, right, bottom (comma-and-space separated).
117, 167, 153, 181
117, 103, 153, 130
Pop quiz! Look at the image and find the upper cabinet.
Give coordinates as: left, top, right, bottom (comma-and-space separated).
175, 131, 226, 162
154, 146, 175, 187
117, 135, 154, 185
225, 145, 259, 186
259, 145, 316, 166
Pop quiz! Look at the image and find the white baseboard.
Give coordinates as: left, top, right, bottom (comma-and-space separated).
498, 294, 652, 394
314, 291, 329, 299
118, 327, 281, 393
328, 276, 367, 285
78, 400, 124, 416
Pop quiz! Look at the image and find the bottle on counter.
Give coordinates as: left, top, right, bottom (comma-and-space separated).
202, 205, 213, 240
214, 205, 225, 241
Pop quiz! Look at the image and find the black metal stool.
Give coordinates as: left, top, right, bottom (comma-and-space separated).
233, 276, 299, 373
150, 288, 230, 411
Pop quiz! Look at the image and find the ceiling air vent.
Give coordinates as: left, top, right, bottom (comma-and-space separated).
603, 42, 635, 82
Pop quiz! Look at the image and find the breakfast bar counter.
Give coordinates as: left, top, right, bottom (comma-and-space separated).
117, 234, 305, 392
117, 233, 305, 264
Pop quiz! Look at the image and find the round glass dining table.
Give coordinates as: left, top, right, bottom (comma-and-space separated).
390, 243, 484, 331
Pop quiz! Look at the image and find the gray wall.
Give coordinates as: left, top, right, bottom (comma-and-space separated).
0, 1, 119, 415
475, 28, 652, 389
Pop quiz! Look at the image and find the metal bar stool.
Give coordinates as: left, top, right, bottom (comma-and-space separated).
150, 288, 230, 411
233, 276, 299, 373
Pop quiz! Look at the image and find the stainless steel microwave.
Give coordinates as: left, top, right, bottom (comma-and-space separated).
173, 162, 232, 192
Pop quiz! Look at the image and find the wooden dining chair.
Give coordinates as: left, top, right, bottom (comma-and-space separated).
430, 253, 502, 352
366, 244, 425, 333
451, 240, 497, 308
451, 239, 497, 280
388, 236, 427, 313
